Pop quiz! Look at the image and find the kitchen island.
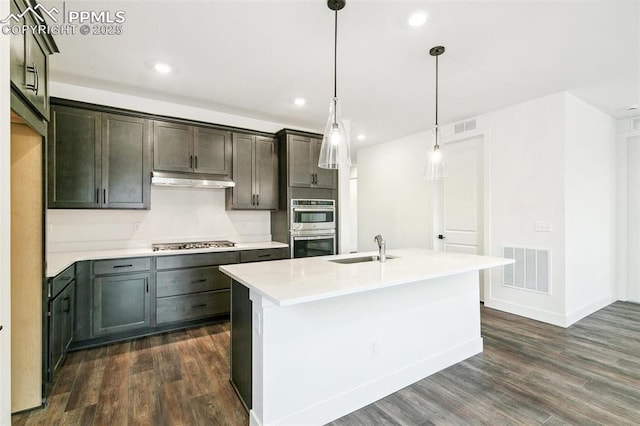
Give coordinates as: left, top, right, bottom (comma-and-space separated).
220, 248, 513, 426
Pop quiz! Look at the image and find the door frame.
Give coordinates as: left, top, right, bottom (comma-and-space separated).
620, 127, 640, 302
435, 128, 492, 301
1, 4, 12, 420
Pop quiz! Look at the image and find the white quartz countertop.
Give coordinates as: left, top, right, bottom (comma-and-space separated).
220, 248, 514, 307
46, 241, 288, 277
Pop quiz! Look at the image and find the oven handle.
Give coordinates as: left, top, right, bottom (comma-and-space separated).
292, 235, 335, 241
292, 207, 335, 212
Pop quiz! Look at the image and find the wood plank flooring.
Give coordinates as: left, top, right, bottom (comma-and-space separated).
329, 302, 640, 426
11, 323, 248, 426
12, 302, 640, 425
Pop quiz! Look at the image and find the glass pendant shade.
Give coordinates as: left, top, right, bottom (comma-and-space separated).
424, 126, 446, 180
318, 97, 350, 169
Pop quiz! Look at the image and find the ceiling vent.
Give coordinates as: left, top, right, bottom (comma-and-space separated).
453, 118, 477, 134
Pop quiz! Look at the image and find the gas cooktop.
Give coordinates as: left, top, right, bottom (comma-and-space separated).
151, 240, 236, 252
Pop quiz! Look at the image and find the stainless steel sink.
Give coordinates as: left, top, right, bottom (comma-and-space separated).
330, 255, 397, 264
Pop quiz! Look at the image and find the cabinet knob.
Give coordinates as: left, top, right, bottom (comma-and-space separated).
0, 325, 3, 331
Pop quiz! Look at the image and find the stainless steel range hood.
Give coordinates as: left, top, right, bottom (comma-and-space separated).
151, 171, 235, 189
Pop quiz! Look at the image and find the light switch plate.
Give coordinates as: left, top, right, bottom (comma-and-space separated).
534, 221, 552, 232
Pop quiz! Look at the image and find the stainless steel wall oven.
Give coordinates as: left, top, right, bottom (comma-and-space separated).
290, 199, 336, 258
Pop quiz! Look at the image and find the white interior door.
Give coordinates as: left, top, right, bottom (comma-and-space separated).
628, 136, 640, 303
434, 136, 484, 298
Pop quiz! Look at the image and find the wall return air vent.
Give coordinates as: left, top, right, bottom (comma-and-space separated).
502, 246, 551, 294
453, 118, 477, 134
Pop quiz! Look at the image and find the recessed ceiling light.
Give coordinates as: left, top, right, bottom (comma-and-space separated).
154, 62, 172, 74
357, 134, 366, 141
627, 104, 639, 111
408, 12, 428, 27
294, 98, 306, 106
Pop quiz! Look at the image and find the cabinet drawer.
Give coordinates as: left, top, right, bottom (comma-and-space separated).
93, 257, 151, 275
156, 290, 230, 324
52, 264, 75, 298
156, 251, 240, 270
157, 266, 230, 297
240, 248, 289, 263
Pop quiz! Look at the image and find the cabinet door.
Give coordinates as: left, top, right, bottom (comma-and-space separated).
48, 105, 101, 208
288, 135, 314, 187
194, 127, 231, 175
61, 283, 75, 354
24, 27, 49, 118
254, 136, 278, 209
9, 0, 26, 93
49, 281, 74, 374
102, 114, 151, 209
312, 138, 337, 189
50, 293, 64, 372
93, 273, 151, 336
153, 121, 193, 172
231, 133, 255, 209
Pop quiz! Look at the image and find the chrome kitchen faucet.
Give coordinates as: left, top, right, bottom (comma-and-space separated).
374, 234, 386, 263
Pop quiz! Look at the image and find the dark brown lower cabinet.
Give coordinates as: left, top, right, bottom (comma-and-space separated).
49, 280, 74, 376
231, 280, 252, 410
92, 272, 151, 336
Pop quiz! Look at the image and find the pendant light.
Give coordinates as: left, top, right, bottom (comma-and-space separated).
424, 46, 446, 180
318, 0, 350, 170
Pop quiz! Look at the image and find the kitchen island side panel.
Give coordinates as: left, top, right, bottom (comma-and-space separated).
249, 271, 482, 426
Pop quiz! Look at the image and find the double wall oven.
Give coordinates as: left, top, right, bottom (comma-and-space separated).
290, 199, 336, 258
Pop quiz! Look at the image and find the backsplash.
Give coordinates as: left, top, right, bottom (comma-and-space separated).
47, 186, 271, 252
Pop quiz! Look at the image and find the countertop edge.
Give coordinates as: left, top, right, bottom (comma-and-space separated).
220, 250, 514, 307
46, 241, 289, 278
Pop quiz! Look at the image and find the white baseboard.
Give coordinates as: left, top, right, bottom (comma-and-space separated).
485, 299, 567, 327
486, 296, 617, 327
565, 297, 616, 326
269, 337, 483, 426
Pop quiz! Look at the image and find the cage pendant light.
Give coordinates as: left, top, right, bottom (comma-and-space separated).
424, 46, 447, 180
318, 0, 351, 170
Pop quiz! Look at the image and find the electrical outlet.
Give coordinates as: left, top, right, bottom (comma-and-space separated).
133, 222, 141, 232
534, 221, 552, 232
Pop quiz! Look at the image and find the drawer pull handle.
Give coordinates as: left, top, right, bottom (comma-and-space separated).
192, 303, 207, 308
26, 64, 38, 93
60, 276, 72, 282
191, 279, 208, 283
258, 254, 272, 258
113, 264, 133, 269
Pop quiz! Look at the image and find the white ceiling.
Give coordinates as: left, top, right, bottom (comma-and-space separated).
47, 0, 640, 152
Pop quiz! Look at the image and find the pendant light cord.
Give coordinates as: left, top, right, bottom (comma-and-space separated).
334, 9, 338, 99
435, 53, 439, 148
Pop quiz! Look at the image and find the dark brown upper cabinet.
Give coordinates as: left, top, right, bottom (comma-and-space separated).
153, 121, 231, 176
48, 104, 151, 209
228, 134, 278, 210
279, 131, 337, 189
9, 0, 58, 120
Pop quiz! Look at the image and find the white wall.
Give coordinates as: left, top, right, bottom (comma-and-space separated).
48, 187, 271, 252
486, 93, 568, 325
0, 0, 13, 421
563, 94, 617, 322
357, 91, 618, 327
356, 132, 432, 253
47, 82, 312, 251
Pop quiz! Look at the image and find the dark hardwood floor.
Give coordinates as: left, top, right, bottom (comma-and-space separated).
11, 323, 248, 426
330, 301, 640, 426
12, 302, 640, 425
